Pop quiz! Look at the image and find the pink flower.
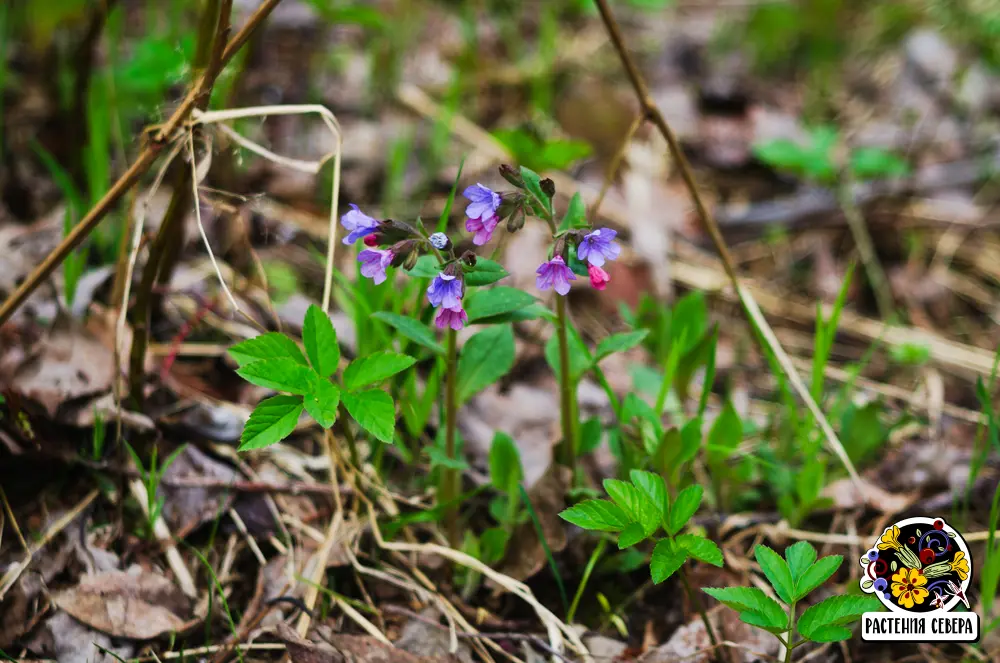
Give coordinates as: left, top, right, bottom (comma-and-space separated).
435, 306, 468, 331
588, 264, 610, 290
466, 214, 500, 246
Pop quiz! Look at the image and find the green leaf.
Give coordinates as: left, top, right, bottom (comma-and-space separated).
793, 555, 843, 600
464, 287, 536, 322
797, 595, 881, 641
457, 325, 516, 402
754, 545, 796, 604
603, 479, 659, 535
239, 395, 303, 451
798, 625, 852, 643
667, 484, 703, 535
676, 534, 723, 567
404, 255, 440, 279
545, 325, 593, 382
559, 499, 630, 532
703, 587, 787, 631
371, 312, 445, 354
706, 401, 742, 466
229, 333, 307, 367
849, 147, 909, 180
520, 165, 551, 214
651, 539, 688, 583
342, 389, 396, 443
237, 358, 318, 395
739, 609, 789, 634
343, 351, 416, 391
303, 380, 340, 429
628, 469, 668, 519
579, 416, 604, 455
558, 192, 587, 231
617, 522, 647, 549
427, 446, 469, 471
596, 330, 650, 361
465, 258, 510, 286
302, 304, 341, 378
785, 541, 818, 584
489, 432, 523, 495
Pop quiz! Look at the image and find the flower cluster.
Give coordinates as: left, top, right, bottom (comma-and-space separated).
339, 164, 625, 332
461, 171, 622, 296
341, 204, 472, 330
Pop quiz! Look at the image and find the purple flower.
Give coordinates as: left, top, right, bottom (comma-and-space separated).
536, 256, 576, 296
463, 183, 501, 221
358, 248, 393, 285
466, 214, 500, 246
435, 306, 468, 331
576, 228, 621, 267
427, 273, 463, 310
341, 204, 379, 245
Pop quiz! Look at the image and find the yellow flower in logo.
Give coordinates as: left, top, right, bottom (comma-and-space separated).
950, 551, 969, 581
878, 525, 902, 551
891, 567, 929, 609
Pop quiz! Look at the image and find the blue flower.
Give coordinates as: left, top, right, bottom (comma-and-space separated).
536, 256, 576, 296
358, 248, 393, 285
341, 204, 379, 245
576, 228, 621, 267
427, 273, 463, 310
463, 184, 501, 222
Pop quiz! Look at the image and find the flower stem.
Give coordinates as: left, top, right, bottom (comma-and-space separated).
678, 566, 721, 657
441, 327, 460, 544
555, 295, 576, 468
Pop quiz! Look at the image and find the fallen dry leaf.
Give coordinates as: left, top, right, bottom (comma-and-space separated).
157, 445, 240, 536
394, 609, 474, 663
639, 609, 778, 663
0, 314, 115, 417
25, 610, 134, 663
277, 622, 459, 663
821, 477, 914, 514
51, 569, 191, 640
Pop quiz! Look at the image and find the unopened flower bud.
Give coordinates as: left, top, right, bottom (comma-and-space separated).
403, 251, 419, 271
389, 240, 419, 268
429, 232, 450, 251
540, 178, 555, 198
460, 250, 477, 267
499, 164, 524, 188
363, 234, 380, 247
506, 208, 525, 233
552, 235, 568, 259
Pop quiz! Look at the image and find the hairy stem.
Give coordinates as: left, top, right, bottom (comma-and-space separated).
784, 601, 797, 663
441, 328, 460, 544
555, 295, 576, 468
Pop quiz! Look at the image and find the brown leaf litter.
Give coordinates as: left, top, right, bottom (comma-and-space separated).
277, 621, 462, 663
51, 569, 194, 640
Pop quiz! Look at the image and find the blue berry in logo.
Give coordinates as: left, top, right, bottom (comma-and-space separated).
874, 578, 887, 592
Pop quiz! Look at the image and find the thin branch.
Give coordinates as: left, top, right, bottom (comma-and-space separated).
0, 0, 284, 327
591, 0, 865, 498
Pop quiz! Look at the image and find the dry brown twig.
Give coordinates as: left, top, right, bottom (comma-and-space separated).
590, 0, 864, 498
